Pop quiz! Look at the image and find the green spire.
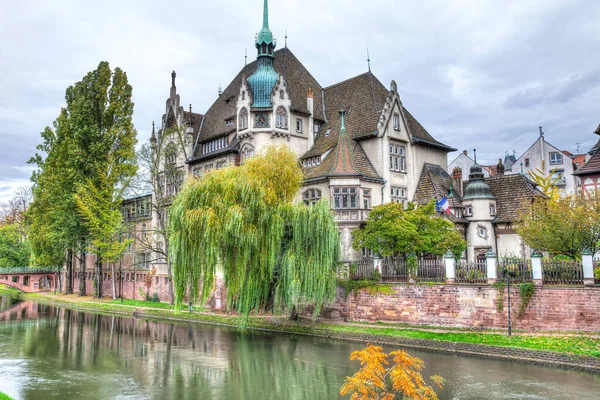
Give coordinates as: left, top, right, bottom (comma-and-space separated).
255, 0, 275, 58
262, 0, 269, 29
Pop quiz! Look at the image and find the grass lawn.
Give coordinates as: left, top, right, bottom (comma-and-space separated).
104, 298, 174, 309
321, 323, 600, 358
0, 285, 21, 299
0, 392, 15, 400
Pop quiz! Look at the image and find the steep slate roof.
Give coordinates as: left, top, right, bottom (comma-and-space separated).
194, 48, 324, 152
415, 163, 544, 224
182, 110, 204, 134
573, 149, 600, 175
414, 163, 466, 223
483, 174, 545, 223
302, 72, 453, 180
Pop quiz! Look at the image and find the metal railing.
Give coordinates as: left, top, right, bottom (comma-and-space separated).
381, 258, 410, 283
455, 260, 487, 284
350, 260, 374, 280
542, 260, 583, 285
416, 259, 446, 283
497, 260, 532, 283
0, 267, 60, 274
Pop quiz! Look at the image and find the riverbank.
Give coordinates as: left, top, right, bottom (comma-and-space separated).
6, 289, 600, 372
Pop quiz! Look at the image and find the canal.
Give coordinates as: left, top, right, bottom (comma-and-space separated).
0, 296, 599, 399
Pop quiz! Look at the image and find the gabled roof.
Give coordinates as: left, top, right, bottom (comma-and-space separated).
573, 147, 600, 176
194, 48, 324, 151
484, 174, 545, 223
414, 163, 466, 223
302, 72, 453, 180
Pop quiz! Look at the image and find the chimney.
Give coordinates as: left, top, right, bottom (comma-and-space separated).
452, 167, 463, 198
307, 87, 315, 149
463, 150, 467, 155
497, 158, 505, 176
186, 104, 194, 136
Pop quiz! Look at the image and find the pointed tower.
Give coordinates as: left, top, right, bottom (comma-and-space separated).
247, 0, 279, 109
330, 110, 359, 176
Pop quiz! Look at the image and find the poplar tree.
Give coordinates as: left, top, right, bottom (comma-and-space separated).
168, 146, 340, 325
70, 62, 137, 298
29, 62, 137, 298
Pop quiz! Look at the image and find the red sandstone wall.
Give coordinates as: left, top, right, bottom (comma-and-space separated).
329, 285, 600, 332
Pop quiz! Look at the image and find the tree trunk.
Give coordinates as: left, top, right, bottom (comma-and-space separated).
79, 250, 86, 296
94, 254, 103, 298
289, 304, 299, 321
164, 229, 174, 305
111, 263, 117, 300
65, 249, 73, 294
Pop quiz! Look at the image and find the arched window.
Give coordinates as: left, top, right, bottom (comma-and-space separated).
241, 145, 255, 163
303, 188, 322, 206
239, 108, 248, 130
276, 107, 287, 129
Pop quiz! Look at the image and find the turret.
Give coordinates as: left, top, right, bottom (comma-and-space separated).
247, 0, 279, 109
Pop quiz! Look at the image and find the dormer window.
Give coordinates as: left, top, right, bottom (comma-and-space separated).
225, 96, 234, 105
314, 123, 320, 134
276, 107, 287, 129
225, 118, 234, 126
325, 128, 331, 137
202, 137, 228, 154
302, 156, 321, 168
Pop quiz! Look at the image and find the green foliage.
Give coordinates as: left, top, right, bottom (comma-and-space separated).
28, 61, 137, 275
491, 281, 506, 312
352, 200, 466, 260
0, 391, 15, 400
594, 267, 600, 280
518, 282, 535, 317
0, 224, 32, 267
168, 146, 339, 326
517, 192, 600, 259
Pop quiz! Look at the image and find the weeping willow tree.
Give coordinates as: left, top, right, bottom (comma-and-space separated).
169, 146, 339, 324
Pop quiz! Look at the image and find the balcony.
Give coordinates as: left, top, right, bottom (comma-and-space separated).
333, 208, 370, 223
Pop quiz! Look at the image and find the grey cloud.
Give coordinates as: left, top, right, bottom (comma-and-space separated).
1, 0, 600, 200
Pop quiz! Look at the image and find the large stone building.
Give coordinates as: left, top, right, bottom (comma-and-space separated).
151, 0, 456, 264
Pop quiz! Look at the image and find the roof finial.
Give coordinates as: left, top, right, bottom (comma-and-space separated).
245, 48, 248, 66
171, 70, 176, 87
520, 161, 524, 175
285, 30, 288, 48
262, 0, 269, 29
473, 148, 477, 163
218, 83, 222, 96
152, 121, 155, 134
340, 109, 346, 131
367, 49, 371, 72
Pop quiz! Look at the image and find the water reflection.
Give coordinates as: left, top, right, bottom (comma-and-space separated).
0, 298, 599, 400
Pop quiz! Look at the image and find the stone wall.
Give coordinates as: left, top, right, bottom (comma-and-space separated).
327, 284, 600, 332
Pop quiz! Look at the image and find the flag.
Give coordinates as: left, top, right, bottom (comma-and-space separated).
436, 196, 450, 214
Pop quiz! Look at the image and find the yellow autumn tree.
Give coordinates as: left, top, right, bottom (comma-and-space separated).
340, 344, 444, 400
528, 168, 561, 199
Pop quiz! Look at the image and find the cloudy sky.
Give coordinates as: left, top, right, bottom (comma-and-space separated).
1, 0, 599, 201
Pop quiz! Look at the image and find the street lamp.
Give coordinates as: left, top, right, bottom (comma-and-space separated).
500, 267, 516, 336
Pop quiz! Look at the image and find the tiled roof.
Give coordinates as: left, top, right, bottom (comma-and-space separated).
414, 163, 466, 223
572, 153, 587, 170
302, 72, 453, 180
194, 48, 324, 151
416, 163, 544, 224
484, 174, 545, 223
573, 147, 600, 176
182, 110, 203, 134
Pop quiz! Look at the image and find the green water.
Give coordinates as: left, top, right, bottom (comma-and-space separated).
0, 296, 599, 399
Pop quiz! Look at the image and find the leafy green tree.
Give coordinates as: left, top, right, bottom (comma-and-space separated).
517, 192, 600, 259
70, 62, 137, 298
29, 62, 137, 297
0, 224, 31, 267
168, 146, 340, 325
352, 200, 466, 262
